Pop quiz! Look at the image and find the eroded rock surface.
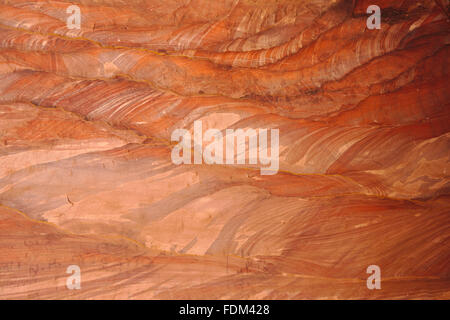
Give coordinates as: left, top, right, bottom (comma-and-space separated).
0, 0, 449, 299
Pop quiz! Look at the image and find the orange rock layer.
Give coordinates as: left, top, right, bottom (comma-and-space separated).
0, 0, 449, 299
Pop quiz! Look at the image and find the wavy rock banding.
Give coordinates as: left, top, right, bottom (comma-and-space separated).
0, 0, 449, 299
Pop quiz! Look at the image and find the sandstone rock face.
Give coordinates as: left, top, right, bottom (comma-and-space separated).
0, 0, 449, 299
